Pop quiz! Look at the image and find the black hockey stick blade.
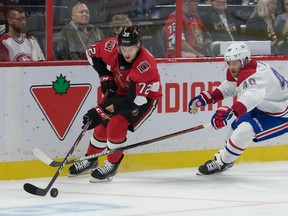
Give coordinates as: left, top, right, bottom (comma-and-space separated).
23, 165, 63, 196
35, 123, 211, 167
23, 120, 91, 196
23, 183, 45, 196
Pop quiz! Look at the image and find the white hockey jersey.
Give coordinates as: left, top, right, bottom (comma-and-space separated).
212, 60, 288, 118
0, 33, 45, 61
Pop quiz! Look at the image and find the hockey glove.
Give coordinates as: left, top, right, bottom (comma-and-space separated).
211, 106, 234, 130
100, 89, 115, 106
188, 91, 213, 114
99, 74, 117, 95
82, 105, 111, 130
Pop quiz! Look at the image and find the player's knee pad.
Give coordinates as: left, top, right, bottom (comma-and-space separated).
90, 136, 107, 149
229, 122, 255, 149
222, 122, 255, 163
93, 124, 107, 142
90, 125, 107, 149
107, 139, 126, 150
107, 114, 129, 143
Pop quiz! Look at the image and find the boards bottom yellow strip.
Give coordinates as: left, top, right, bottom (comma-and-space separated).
1, 144, 288, 180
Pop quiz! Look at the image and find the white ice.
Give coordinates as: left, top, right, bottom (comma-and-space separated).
1, 161, 288, 216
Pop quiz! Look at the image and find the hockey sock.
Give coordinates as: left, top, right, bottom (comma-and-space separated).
107, 140, 125, 163
222, 122, 255, 163
107, 150, 124, 163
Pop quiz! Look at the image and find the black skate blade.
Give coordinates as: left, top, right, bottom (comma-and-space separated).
196, 172, 204, 176
196, 171, 224, 176
23, 183, 47, 196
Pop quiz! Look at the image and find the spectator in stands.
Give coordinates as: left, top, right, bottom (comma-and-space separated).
200, 0, 243, 42
245, 0, 279, 54
59, 2, 105, 60
0, 6, 45, 61
275, 0, 288, 53
275, 0, 288, 40
0, 10, 6, 37
165, 0, 212, 58
110, 14, 132, 37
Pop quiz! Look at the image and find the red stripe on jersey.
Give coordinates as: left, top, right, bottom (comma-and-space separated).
228, 139, 246, 151
211, 88, 224, 103
256, 122, 288, 139
264, 106, 288, 117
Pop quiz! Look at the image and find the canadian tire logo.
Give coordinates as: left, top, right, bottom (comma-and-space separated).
30, 74, 91, 140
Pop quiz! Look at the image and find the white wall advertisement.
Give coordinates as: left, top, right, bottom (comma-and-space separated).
0, 60, 287, 162
0, 69, 4, 152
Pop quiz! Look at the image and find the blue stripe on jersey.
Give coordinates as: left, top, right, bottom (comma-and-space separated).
225, 145, 241, 156
231, 108, 288, 142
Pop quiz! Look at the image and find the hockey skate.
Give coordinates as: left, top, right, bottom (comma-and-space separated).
68, 156, 98, 177
197, 151, 234, 175
90, 155, 123, 183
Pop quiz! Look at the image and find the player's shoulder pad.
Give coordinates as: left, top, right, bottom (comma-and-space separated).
87, 38, 117, 57
87, 41, 99, 58
237, 60, 258, 83
103, 39, 117, 52
135, 47, 157, 73
136, 60, 151, 73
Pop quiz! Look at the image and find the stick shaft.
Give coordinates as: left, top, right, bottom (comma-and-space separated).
81, 123, 210, 161
23, 121, 90, 196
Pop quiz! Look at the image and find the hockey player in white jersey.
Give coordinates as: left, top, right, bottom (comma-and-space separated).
188, 41, 288, 175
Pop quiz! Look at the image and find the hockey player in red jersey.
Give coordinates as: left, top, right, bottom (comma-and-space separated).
188, 42, 288, 175
69, 26, 162, 182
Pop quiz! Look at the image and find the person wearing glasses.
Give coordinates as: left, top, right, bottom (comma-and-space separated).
0, 6, 45, 61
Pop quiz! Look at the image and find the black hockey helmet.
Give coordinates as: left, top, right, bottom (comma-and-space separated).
118, 26, 141, 46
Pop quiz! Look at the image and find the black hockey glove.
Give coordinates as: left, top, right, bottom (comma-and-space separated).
82, 105, 111, 130
99, 74, 117, 95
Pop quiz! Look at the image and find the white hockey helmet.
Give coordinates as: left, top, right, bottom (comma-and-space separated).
224, 42, 251, 67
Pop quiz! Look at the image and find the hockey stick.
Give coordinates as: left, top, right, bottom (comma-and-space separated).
34, 123, 211, 167
23, 120, 91, 196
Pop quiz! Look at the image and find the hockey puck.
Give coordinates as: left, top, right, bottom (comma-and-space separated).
50, 188, 58, 198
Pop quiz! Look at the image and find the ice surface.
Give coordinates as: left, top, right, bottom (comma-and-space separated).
1, 161, 288, 216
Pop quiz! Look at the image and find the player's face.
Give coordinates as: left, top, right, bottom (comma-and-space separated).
8, 11, 27, 33
185, 0, 198, 14
267, 0, 277, 14
72, 4, 90, 25
119, 45, 139, 63
285, 0, 288, 12
226, 60, 242, 78
211, 0, 227, 12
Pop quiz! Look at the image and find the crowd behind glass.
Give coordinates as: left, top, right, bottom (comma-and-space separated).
0, 0, 287, 61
